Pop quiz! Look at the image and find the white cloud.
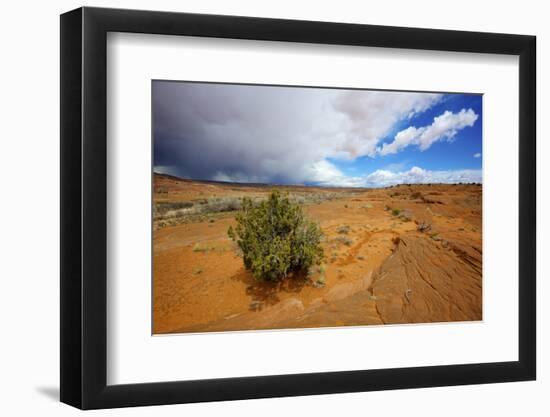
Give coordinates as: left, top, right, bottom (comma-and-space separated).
473, 152, 481, 158
331, 91, 442, 159
362, 166, 482, 187
305, 160, 346, 185
311, 165, 482, 188
303, 160, 366, 187
377, 108, 479, 156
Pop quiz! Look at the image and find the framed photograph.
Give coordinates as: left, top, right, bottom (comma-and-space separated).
60, 6, 536, 409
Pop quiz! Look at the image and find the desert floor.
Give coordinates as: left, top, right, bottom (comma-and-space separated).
153, 174, 482, 334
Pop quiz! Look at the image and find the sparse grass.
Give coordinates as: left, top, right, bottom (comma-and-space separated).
192, 243, 210, 252
192, 242, 228, 253
155, 201, 194, 216
421, 196, 443, 205
315, 275, 326, 287
314, 265, 326, 287
288, 191, 357, 205
193, 267, 203, 275
154, 190, 360, 229
332, 236, 353, 246
336, 225, 351, 234
202, 196, 242, 213
154, 197, 244, 227
391, 208, 401, 216
416, 222, 432, 233
399, 211, 412, 222
308, 264, 327, 287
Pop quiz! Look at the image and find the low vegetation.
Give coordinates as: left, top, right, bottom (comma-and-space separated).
416, 221, 432, 233
155, 196, 243, 220
192, 242, 228, 253
336, 225, 351, 234
228, 190, 324, 282
332, 236, 353, 246
154, 191, 358, 229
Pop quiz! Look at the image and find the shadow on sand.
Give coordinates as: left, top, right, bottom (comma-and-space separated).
231, 269, 310, 311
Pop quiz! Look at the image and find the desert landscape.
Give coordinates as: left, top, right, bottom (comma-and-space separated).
153, 173, 482, 334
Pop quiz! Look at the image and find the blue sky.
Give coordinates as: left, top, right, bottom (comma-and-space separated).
153, 81, 482, 187
328, 93, 482, 179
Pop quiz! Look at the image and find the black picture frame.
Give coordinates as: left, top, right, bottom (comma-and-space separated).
60, 6, 536, 410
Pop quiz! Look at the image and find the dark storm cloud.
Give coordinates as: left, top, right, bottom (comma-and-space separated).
152, 81, 442, 185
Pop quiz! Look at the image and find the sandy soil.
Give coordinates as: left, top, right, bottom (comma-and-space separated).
153, 174, 482, 334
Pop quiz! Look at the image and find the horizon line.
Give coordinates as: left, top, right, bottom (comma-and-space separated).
153, 171, 482, 189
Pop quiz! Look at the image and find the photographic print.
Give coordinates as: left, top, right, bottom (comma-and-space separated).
152, 81, 482, 335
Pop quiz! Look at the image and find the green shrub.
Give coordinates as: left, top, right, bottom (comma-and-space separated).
228, 190, 324, 282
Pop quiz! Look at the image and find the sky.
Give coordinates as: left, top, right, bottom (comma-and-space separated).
153, 81, 482, 188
